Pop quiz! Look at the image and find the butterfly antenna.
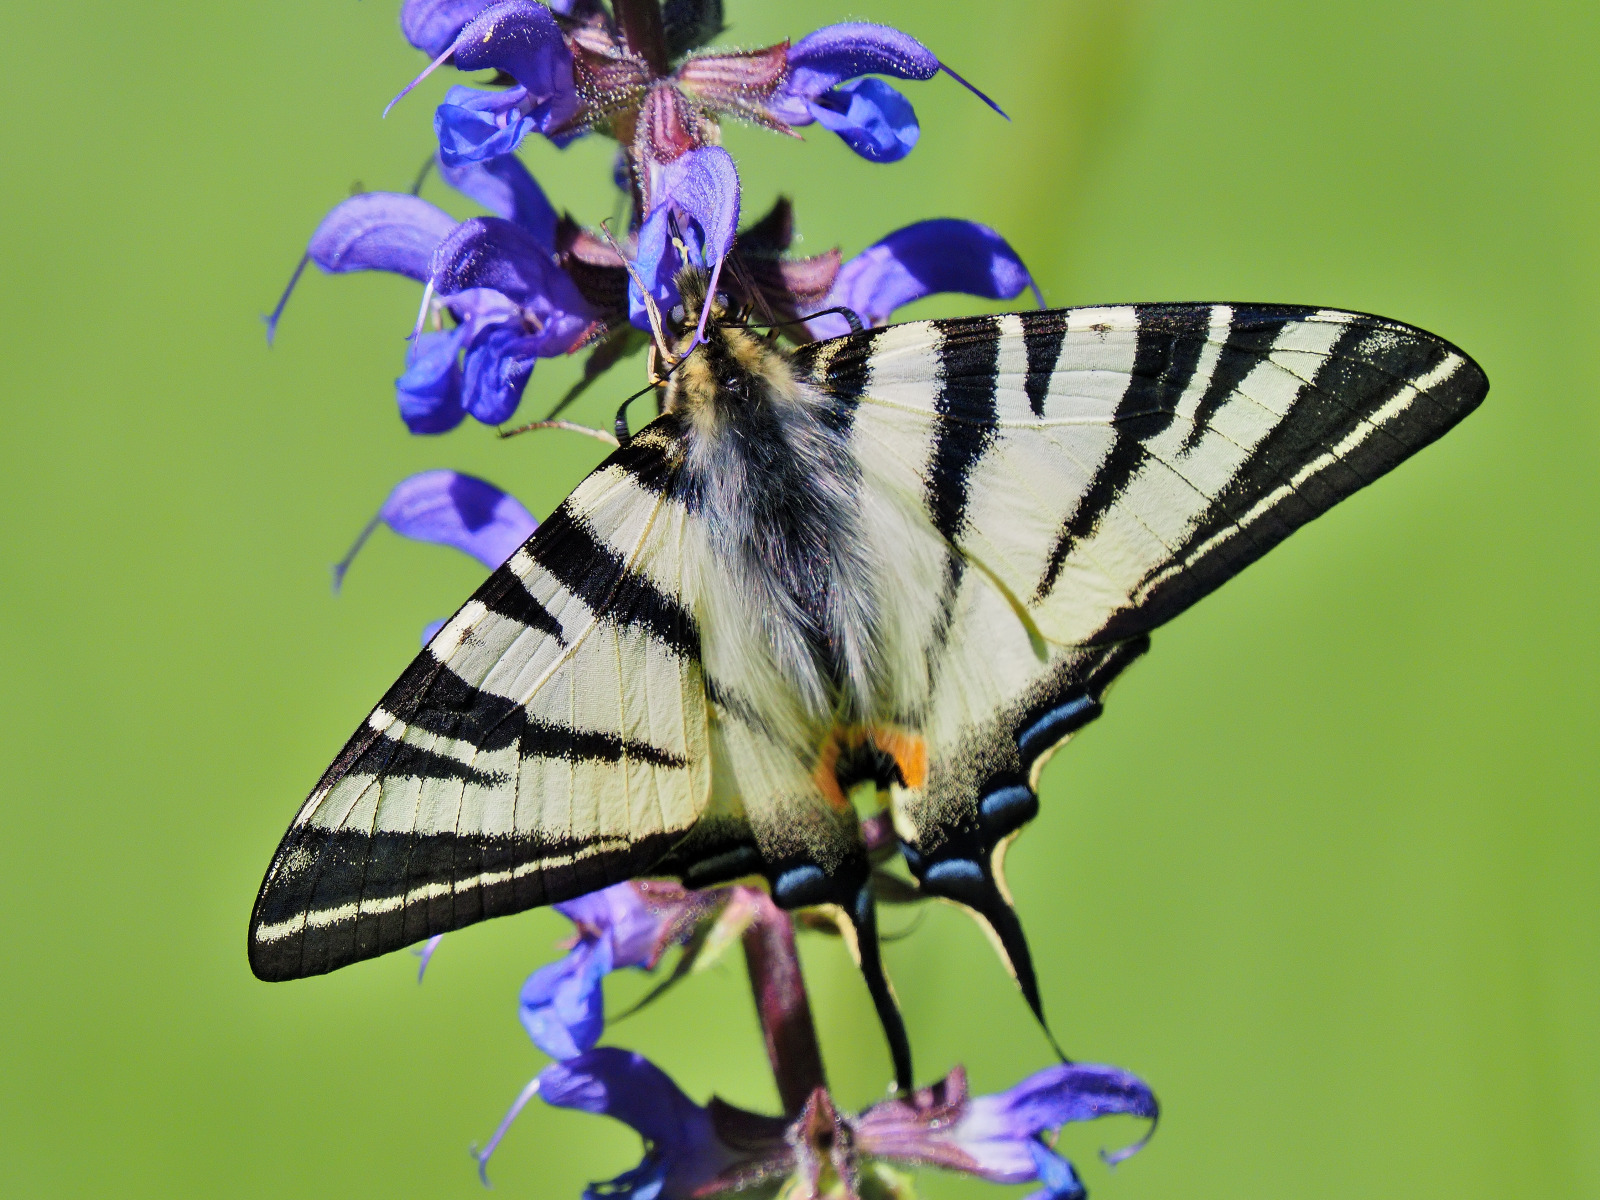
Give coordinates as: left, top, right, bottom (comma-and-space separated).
612, 353, 688, 446
748, 306, 865, 336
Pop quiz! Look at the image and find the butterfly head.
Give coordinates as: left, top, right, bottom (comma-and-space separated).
660, 267, 796, 428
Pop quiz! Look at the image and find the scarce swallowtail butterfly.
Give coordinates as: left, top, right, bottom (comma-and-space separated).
250, 273, 1486, 1092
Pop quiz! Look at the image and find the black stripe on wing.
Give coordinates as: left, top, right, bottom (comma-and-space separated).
250, 425, 699, 983
1096, 311, 1487, 641
1022, 310, 1068, 419
531, 502, 698, 658
1034, 304, 1214, 601
250, 826, 683, 981
791, 325, 882, 438
1180, 305, 1302, 451
926, 315, 1002, 542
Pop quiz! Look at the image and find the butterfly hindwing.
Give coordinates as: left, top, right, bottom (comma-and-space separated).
248, 426, 715, 981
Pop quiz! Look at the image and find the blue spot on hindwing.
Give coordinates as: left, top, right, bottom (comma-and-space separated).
979, 785, 1038, 835
1016, 695, 1101, 763
924, 858, 984, 889
772, 864, 832, 909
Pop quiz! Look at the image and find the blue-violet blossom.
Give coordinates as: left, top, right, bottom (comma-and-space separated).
391, 3, 1001, 176
494, 1052, 1155, 1200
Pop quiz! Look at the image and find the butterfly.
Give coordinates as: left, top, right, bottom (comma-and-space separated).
250, 275, 1485, 1092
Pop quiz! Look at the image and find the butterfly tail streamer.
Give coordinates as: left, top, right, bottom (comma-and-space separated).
847, 878, 915, 1094
922, 857, 1069, 1062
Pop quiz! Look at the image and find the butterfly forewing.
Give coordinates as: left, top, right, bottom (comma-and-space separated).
249, 426, 714, 981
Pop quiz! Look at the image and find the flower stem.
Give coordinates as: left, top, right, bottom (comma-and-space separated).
742, 890, 827, 1118
613, 0, 670, 77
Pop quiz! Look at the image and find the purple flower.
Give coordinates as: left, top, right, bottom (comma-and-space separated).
627, 146, 740, 342
806, 218, 1043, 339
400, 0, 594, 56
482, 1052, 1156, 1199
331, 469, 537, 594
542, 1049, 744, 1199
264, 193, 458, 345
765, 23, 1006, 163
390, 1, 580, 164
267, 154, 595, 433
412, 216, 599, 430
519, 882, 699, 1060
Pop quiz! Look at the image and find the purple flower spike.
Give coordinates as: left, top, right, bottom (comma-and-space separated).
400, 0, 493, 57
331, 468, 536, 591
630, 146, 741, 342
265, 193, 457, 343
808, 218, 1039, 338
807, 77, 920, 163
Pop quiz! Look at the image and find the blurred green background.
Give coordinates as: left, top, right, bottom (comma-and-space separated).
3, 1, 1596, 1197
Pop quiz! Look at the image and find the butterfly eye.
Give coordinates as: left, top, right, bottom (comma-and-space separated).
714, 292, 732, 311
669, 303, 686, 325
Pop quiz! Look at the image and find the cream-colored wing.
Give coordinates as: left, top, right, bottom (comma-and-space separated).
250, 425, 711, 981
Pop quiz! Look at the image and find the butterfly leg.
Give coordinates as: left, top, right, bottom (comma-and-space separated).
771, 857, 914, 1095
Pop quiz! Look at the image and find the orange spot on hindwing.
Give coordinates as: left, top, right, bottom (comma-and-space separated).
812, 725, 929, 813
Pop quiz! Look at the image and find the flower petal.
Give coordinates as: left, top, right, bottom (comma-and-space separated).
376, 468, 537, 568
394, 328, 470, 434
955, 1063, 1158, 1178
807, 78, 919, 163
269, 194, 455, 341
434, 85, 536, 166
520, 941, 610, 1059
307, 193, 458, 281
627, 147, 740, 337
400, 0, 493, 56
627, 206, 679, 331
461, 322, 539, 424
660, 145, 740, 263
556, 882, 676, 970
439, 153, 559, 248
431, 217, 596, 342
540, 1048, 713, 1153
1022, 1140, 1086, 1200
785, 22, 937, 100
450, 1, 578, 134
807, 219, 1036, 338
